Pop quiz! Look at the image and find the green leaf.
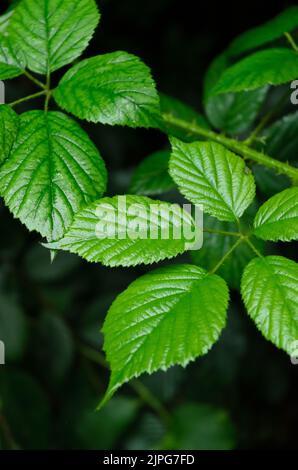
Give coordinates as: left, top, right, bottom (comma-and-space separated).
0, 33, 25, 79
191, 214, 264, 290
0, 111, 107, 241
0, 105, 19, 164
252, 112, 298, 197
203, 54, 268, 135
241, 256, 298, 355
210, 49, 298, 96
129, 150, 175, 196
252, 165, 290, 198
160, 93, 209, 141
228, 7, 298, 57
100, 264, 229, 406
203, 53, 228, 99
169, 139, 256, 221
0, 11, 13, 34
8, 0, 100, 74
54, 51, 160, 128
45, 195, 198, 266
253, 187, 298, 242
205, 87, 268, 135
258, 111, 298, 162
163, 403, 235, 450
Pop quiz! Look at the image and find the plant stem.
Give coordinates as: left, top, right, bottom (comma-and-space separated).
209, 237, 243, 274
162, 113, 298, 181
78, 342, 171, 425
284, 32, 298, 53
9, 90, 47, 107
245, 237, 263, 258
203, 227, 241, 237
130, 380, 171, 425
44, 71, 51, 112
23, 70, 46, 89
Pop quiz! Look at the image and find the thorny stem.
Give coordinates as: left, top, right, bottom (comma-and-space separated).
78, 342, 171, 425
244, 113, 273, 147
9, 90, 47, 107
162, 113, 298, 181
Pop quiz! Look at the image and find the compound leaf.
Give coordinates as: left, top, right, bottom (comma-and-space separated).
9, 0, 100, 74
253, 187, 298, 242
45, 195, 199, 266
0, 111, 107, 241
228, 7, 298, 57
54, 51, 160, 128
100, 264, 229, 406
0, 105, 19, 164
129, 150, 175, 196
211, 49, 298, 96
241, 256, 298, 355
169, 139, 256, 221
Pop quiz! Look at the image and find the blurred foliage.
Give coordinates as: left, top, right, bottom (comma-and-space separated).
0, 0, 298, 451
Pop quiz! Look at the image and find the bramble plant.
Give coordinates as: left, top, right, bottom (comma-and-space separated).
0, 0, 298, 409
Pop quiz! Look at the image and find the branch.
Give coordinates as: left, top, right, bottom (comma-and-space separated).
162, 113, 298, 182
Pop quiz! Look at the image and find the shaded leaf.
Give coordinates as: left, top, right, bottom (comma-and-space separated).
258, 111, 298, 162
163, 403, 235, 450
252, 165, 290, 198
205, 87, 268, 135
0, 370, 50, 449
129, 150, 175, 196
0, 294, 27, 361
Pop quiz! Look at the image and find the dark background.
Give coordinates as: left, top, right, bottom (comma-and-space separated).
0, 0, 297, 450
